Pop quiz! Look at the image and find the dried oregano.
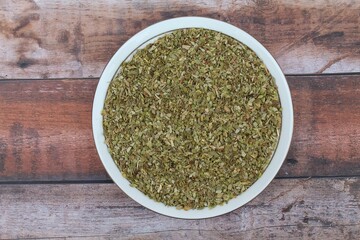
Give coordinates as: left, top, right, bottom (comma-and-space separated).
102, 28, 281, 210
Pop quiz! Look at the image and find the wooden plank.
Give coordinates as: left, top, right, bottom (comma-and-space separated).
1, 75, 360, 182
0, 178, 359, 238
0, 0, 359, 79
0, 79, 108, 181
280, 74, 360, 177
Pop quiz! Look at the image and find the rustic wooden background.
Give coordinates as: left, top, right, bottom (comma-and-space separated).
0, 0, 359, 239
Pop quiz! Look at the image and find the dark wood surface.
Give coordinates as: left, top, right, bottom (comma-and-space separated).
0, 0, 359, 239
1, 75, 360, 182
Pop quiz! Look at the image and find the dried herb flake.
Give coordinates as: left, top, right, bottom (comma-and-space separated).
102, 28, 281, 210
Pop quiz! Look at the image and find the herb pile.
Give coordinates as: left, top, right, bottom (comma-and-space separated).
103, 28, 281, 209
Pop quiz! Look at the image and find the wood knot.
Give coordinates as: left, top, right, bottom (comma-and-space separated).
57, 30, 70, 44
17, 57, 36, 69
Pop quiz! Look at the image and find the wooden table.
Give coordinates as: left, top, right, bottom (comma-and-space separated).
1, 1, 359, 238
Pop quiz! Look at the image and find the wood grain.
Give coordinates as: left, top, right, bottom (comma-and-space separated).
0, 178, 359, 239
280, 74, 360, 177
0, 79, 108, 181
0, 0, 359, 79
0, 74, 359, 181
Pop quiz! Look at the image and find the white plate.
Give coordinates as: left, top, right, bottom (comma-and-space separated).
92, 17, 293, 219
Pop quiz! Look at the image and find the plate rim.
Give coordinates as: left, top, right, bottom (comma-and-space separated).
92, 16, 294, 219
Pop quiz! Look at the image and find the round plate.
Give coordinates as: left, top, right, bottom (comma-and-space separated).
92, 17, 293, 219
